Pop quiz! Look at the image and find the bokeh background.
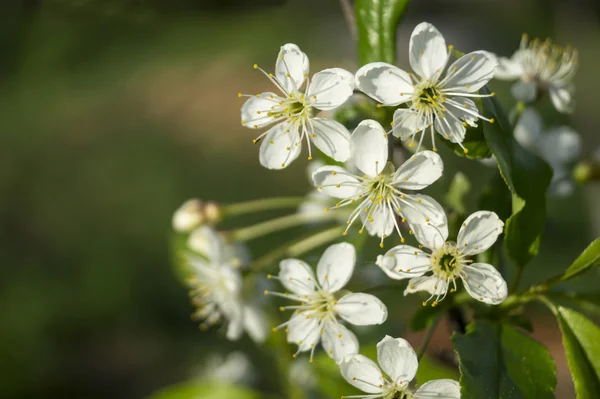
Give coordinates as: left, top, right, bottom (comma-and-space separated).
1, 0, 599, 398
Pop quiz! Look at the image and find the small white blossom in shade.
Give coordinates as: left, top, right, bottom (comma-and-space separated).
312, 119, 447, 248
513, 108, 581, 196
493, 34, 578, 114
355, 22, 497, 152
173, 199, 204, 232
376, 211, 507, 306
340, 335, 460, 399
266, 243, 388, 363
186, 226, 267, 342
239, 43, 355, 169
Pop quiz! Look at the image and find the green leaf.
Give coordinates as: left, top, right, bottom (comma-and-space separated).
446, 172, 471, 215
561, 239, 600, 282
481, 88, 553, 268
556, 307, 600, 399
442, 123, 493, 159
453, 320, 556, 399
147, 382, 262, 399
355, 0, 410, 64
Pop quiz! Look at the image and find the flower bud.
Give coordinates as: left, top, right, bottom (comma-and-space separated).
172, 199, 204, 232
203, 201, 222, 223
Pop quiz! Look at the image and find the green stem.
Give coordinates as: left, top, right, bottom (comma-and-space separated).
221, 197, 307, 218
510, 267, 524, 294
249, 226, 345, 272
417, 316, 441, 361
230, 211, 344, 242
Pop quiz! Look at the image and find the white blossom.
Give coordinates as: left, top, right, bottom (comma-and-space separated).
173, 199, 204, 232
513, 108, 581, 196
355, 22, 497, 152
376, 211, 507, 306
266, 243, 387, 362
240, 43, 355, 169
493, 34, 578, 114
312, 119, 447, 248
340, 335, 460, 399
186, 226, 267, 342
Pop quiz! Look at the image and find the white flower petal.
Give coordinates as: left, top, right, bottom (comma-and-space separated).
511, 80, 537, 102
376, 245, 431, 280
172, 199, 203, 232
241, 92, 284, 129
549, 86, 575, 114
457, 211, 503, 256
334, 293, 388, 325
415, 379, 461, 398
276, 43, 309, 94
514, 108, 543, 149
355, 62, 414, 106
434, 111, 466, 143
462, 263, 508, 305
351, 119, 388, 177
339, 354, 384, 394
187, 226, 226, 263
243, 305, 268, 344
259, 123, 302, 169
310, 117, 351, 162
223, 298, 244, 341
376, 336, 418, 383
409, 22, 448, 80
279, 258, 317, 295
307, 68, 354, 111
442, 51, 497, 92
322, 322, 359, 363
391, 108, 429, 140
411, 220, 448, 251
540, 126, 581, 165
313, 165, 361, 199
493, 53, 524, 80
393, 150, 444, 191
361, 205, 395, 238
400, 194, 446, 227
316, 242, 356, 293
404, 275, 447, 296
286, 311, 321, 351
446, 97, 478, 127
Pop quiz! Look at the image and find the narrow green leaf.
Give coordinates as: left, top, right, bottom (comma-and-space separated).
556, 307, 600, 399
481, 88, 553, 268
561, 239, 600, 281
355, 0, 410, 64
147, 382, 261, 399
453, 320, 556, 399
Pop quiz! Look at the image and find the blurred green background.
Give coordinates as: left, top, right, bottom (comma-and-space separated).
1, 0, 599, 398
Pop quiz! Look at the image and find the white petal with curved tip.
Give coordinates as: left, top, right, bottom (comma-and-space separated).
310, 117, 351, 162
446, 97, 479, 127
411, 220, 448, 251
243, 305, 268, 344
377, 336, 418, 383
513, 107, 543, 150
316, 242, 356, 293
493, 53, 524, 80
434, 111, 466, 143
462, 263, 508, 305
442, 51, 497, 92
339, 354, 384, 394
511, 80, 537, 102
457, 211, 503, 255
286, 312, 321, 351
409, 22, 448, 80
415, 379, 461, 398
549, 86, 575, 114
351, 119, 388, 177
275, 43, 309, 94
400, 194, 446, 227
361, 204, 395, 239
241, 92, 284, 129
223, 298, 244, 341
393, 150, 444, 191
322, 322, 359, 363
404, 275, 447, 296
279, 258, 317, 295
376, 245, 431, 280
259, 123, 302, 169
307, 68, 354, 111
392, 108, 429, 139
334, 293, 388, 325
355, 62, 415, 106
187, 226, 226, 263
312, 165, 361, 199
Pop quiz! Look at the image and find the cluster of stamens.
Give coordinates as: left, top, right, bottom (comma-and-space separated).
519, 34, 578, 88
187, 276, 228, 331
341, 378, 411, 399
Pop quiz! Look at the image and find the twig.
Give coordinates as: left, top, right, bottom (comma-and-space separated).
339, 0, 357, 40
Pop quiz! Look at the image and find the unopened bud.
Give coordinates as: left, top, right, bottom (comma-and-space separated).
203, 201, 222, 223
172, 199, 204, 232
